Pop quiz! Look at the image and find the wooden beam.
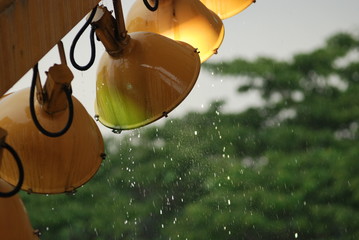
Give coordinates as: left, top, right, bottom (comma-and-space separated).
0, 0, 99, 96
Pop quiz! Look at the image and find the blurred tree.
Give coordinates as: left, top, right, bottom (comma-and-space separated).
21, 32, 359, 240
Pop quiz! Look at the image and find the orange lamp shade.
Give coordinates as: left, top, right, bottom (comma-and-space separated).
95, 31, 200, 130
0, 179, 39, 240
199, 0, 255, 19
0, 88, 104, 194
126, 0, 224, 63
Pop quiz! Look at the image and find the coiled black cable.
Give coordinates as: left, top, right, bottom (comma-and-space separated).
143, 0, 159, 11
0, 142, 24, 198
70, 7, 97, 71
30, 64, 74, 138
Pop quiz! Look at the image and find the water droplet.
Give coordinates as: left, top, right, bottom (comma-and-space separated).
112, 129, 122, 134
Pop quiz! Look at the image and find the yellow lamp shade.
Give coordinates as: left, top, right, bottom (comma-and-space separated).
0, 88, 104, 194
0, 179, 39, 239
126, 0, 224, 63
95, 31, 200, 130
199, 0, 255, 19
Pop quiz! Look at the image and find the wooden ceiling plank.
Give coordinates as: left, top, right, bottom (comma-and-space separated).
0, 0, 99, 96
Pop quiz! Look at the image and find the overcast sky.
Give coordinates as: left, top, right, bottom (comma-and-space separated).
10, 0, 359, 134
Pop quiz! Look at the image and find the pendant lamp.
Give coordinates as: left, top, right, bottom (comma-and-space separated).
0, 179, 39, 239
92, 3, 200, 131
0, 87, 104, 194
199, 0, 255, 19
125, 0, 225, 63
0, 43, 104, 194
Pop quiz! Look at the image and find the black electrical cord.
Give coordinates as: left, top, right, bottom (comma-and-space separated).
30, 64, 74, 138
0, 142, 24, 198
143, 0, 159, 11
70, 7, 97, 71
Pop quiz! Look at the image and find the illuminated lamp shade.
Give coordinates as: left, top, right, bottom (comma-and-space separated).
95, 32, 201, 130
0, 88, 104, 194
199, 0, 255, 19
125, 0, 225, 63
0, 179, 39, 239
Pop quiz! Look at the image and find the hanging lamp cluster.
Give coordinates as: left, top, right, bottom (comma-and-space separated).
92, 0, 254, 132
92, 2, 201, 131
0, 0, 254, 237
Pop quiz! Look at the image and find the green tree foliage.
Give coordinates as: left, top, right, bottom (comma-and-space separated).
21, 32, 359, 240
